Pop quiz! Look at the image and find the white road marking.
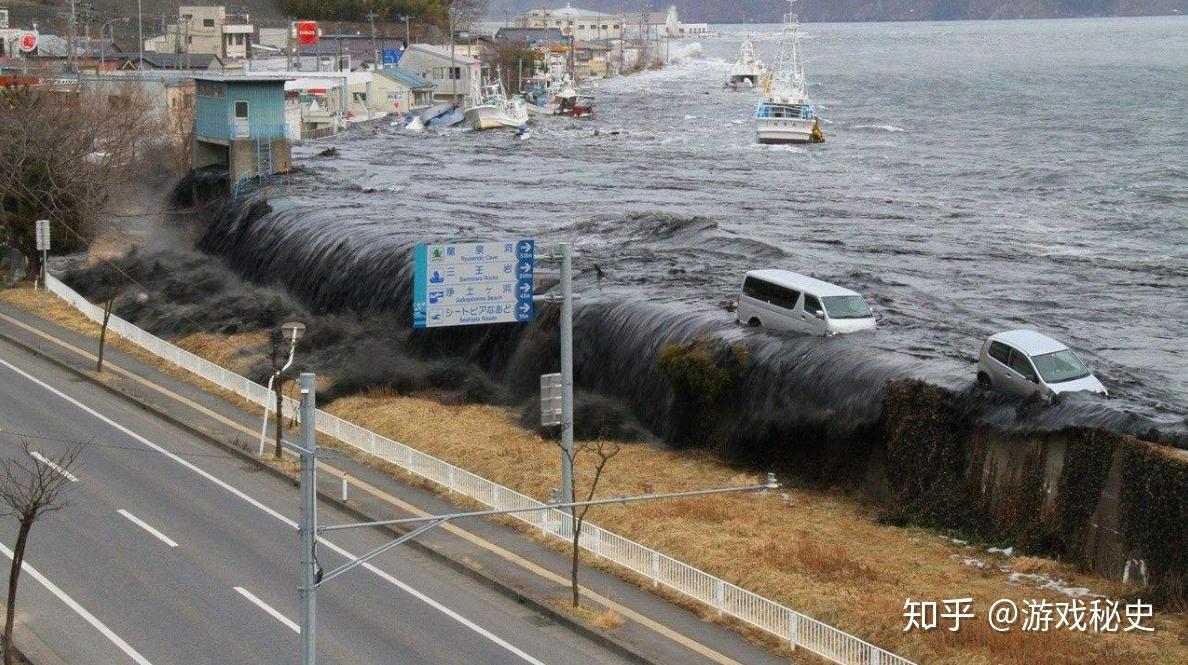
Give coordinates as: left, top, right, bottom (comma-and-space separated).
0, 541, 154, 665
0, 357, 547, 665
234, 587, 300, 633
117, 509, 179, 548
29, 450, 79, 482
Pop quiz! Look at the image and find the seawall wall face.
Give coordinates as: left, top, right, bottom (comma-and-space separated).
884, 380, 1186, 600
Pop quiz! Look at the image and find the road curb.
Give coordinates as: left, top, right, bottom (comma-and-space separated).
0, 325, 658, 665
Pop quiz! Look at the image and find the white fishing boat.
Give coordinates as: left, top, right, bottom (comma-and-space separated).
464, 73, 529, 131
755, 1, 823, 144
727, 40, 768, 88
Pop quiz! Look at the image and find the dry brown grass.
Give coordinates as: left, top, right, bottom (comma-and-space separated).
544, 597, 626, 632
6, 284, 1188, 665
175, 332, 269, 374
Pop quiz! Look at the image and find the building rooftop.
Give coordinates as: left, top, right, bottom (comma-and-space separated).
496, 27, 565, 42
405, 43, 482, 64
528, 5, 616, 18
193, 73, 291, 83
375, 67, 434, 90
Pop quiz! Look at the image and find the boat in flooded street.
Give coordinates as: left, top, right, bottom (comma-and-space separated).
464, 74, 530, 130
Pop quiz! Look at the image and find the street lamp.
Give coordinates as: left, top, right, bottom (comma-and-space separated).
257, 321, 305, 455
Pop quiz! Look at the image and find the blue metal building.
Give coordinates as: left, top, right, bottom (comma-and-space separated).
192, 74, 292, 184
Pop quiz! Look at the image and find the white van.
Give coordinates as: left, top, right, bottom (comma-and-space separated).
735, 270, 877, 336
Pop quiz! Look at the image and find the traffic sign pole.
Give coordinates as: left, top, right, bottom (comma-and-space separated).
559, 242, 574, 516
35, 219, 50, 291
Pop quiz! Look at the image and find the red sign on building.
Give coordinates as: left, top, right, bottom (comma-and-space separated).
19, 32, 38, 53
295, 21, 319, 46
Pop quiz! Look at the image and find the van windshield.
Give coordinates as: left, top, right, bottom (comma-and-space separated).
822, 296, 872, 319
1031, 350, 1091, 384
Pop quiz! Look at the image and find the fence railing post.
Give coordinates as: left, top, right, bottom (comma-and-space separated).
788, 611, 799, 650
651, 551, 660, 588
715, 579, 725, 617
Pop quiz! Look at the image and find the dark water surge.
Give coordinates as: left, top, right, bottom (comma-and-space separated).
71, 19, 1187, 478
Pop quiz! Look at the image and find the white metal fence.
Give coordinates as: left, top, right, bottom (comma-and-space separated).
46, 274, 916, 665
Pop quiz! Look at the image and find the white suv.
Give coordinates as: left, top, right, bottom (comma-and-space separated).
977, 330, 1107, 399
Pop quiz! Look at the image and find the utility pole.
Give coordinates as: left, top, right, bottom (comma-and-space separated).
366, 10, 379, 68
449, 4, 457, 104
558, 242, 575, 513
297, 372, 318, 665
67, 0, 77, 72
136, 0, 143, 69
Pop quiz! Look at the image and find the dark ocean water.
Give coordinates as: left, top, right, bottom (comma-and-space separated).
249, 17, 1186, 425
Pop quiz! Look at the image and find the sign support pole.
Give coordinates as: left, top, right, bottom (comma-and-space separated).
559, 242, 574, 516
298, 371, 318, 665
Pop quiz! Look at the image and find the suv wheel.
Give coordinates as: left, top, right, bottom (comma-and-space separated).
976, 372, 992, 390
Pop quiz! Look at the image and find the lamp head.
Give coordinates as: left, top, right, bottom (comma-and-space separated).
281, 321, 306, 342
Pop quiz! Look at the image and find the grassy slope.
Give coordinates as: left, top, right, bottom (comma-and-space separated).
4, 283, 1187, 665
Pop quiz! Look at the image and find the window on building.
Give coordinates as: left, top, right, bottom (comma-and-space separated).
203, 18, 215, 27
187, 36, 193, 44
234, 100, 249, 119
578, 25, 585, 29
613, 24, 620, 29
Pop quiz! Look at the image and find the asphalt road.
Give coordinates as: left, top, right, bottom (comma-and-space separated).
0, 338, 635, 665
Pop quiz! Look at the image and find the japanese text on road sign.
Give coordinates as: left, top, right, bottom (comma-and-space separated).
413, 240, 535, 329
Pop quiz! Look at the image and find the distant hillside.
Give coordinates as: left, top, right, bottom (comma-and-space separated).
484, 0, 1188, 23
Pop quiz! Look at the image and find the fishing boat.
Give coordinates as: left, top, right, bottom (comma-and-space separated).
555, 88, 595, 118
727, 40, 768, 88
464, 73, 529, 131
755, 0, 823, 144
521, 53, 593, 117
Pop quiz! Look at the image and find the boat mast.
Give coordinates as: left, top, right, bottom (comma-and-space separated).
770, 0, 806, 103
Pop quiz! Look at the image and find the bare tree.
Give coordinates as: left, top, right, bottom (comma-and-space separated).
89, 264, 126, 374
0, 441, 80, 665
265, 331, 297, 460
0, 80, 164, 275
555, 437, 621, 608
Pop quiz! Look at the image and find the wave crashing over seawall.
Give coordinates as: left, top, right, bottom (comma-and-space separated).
179, 193, 1183, 466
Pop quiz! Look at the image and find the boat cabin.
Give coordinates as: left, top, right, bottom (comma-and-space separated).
756, 102, 814, 120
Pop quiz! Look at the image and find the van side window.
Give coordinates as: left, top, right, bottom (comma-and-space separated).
743, 277, 800, 310
1008, 350, 1038, 383
803, 295, 823, 316
742, 276, 766, 301
988, 341, 1012, 364
770, 286, 799, 310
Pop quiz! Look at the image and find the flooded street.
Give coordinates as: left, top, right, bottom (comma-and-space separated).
267, 16, 1188, 424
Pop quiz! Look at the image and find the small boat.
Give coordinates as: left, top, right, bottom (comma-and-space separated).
728, 40, 769, 88
405, 115, 425, 132
554, 89, 595, 118
427, 106, 463, 128
755, 1, 823, 145
464, 74, 530, 131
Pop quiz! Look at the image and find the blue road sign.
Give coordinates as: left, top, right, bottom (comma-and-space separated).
413, 240, 535, 329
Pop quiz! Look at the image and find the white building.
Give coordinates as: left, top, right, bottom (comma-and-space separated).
516, 4, 623, 42
516, 5, 698, 42
144, 5, 255, 60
